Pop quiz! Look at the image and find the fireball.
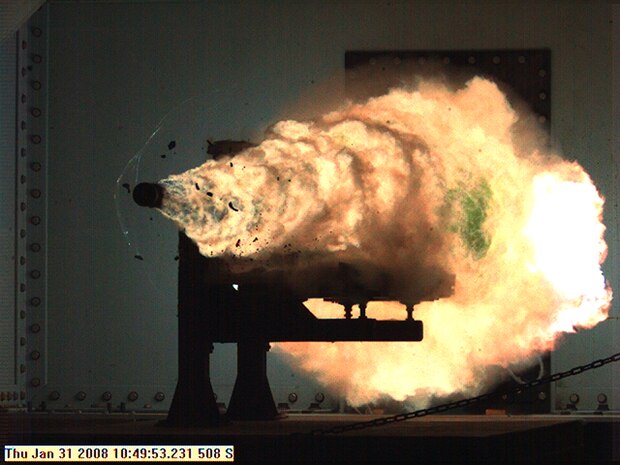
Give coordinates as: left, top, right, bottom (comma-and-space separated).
157, 77, 611, 406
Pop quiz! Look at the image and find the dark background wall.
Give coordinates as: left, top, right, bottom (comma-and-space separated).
1, 0, 616, 414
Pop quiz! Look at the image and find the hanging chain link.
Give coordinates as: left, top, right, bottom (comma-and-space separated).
306, 351, 620, 436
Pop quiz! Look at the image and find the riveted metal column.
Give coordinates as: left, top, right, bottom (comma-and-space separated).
20, 5, 49, 409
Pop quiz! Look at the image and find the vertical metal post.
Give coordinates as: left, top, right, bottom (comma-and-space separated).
226, 340, 279, 420
164, 233, 220, 426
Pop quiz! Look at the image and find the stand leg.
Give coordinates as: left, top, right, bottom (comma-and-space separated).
226, 341, 279, 420
162, 233, 221, 426
164, 341, 221, 426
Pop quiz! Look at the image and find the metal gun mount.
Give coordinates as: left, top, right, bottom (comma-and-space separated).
133, 182, 454, 425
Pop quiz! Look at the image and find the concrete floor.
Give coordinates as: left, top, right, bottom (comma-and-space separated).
5, 412, 619, 463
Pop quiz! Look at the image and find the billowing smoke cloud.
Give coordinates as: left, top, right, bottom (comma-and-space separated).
157, 77, 611, 406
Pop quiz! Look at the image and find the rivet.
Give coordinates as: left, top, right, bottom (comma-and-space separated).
30, 350, 40, 360
597, 393, 608, 404
31, 107, 42, 118
128, 391, 139, 402
30, 297, 41, 307
288, 392, 298, 403
154, 392, 165, 402
31, 134, 42, 144
31, 377, 40, 387
492, 56, 501, 64
21, 67, 27, 77
20, 337, 26, 346
20, 229, 26, 238
30, 189, 41, 199
20, 283, 26, 293
569, 393, 579, 404
31, 162, 42, 171
538, 391, 547, 401
21, 121, 26, 130
30, 243, 41, 253
20, 202, 26, 212
20, 310, 26, 319
49, 391, 60, 401
518, 55, 526, 64
31, 81, 41, 91
315, 392, 325, 403
21, 94, 26, 104
32, 54, 42, 64
539, 92, 547, 100
20, 364, 26, 374
75, 391, 86, 401
393, 56, 401, 65
31, 323, 41, 333
467, 56, 476, 64
31, 27, 42, 37
30, 216, 41, 225
30, 270, 41, 279
20, 147, 26, 157
538, 69, 547, 78
20, 175, 26, 184
20, 256, 26, 265
101, 391, 112, 401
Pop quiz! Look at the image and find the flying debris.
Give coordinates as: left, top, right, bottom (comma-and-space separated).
207, 139, 256, 159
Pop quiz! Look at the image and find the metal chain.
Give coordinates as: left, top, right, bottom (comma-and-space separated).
306, 351, 620, 436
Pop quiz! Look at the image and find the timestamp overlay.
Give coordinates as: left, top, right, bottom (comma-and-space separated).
4, 445, 235, 462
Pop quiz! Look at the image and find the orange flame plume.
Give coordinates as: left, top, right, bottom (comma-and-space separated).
158, 77, 612, 406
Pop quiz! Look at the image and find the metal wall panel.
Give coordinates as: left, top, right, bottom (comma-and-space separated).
0, 31, 17, 390
34, 1, 617, 413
